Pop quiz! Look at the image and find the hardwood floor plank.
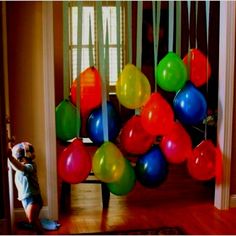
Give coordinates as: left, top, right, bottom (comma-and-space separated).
14, 147, 236, 235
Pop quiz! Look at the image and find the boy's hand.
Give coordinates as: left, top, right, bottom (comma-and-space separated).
7, 147, 12, 158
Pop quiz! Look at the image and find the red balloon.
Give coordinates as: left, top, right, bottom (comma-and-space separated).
120, 115, 156, 155
160, 122, 193, 164
58, 138, 92, 184
70, 66, 102, 116
187, 140, 216, 181
183, 48, 211, 87
141, 92, 175, 136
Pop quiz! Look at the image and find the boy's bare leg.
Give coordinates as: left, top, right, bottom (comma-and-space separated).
25, 204, 44, 235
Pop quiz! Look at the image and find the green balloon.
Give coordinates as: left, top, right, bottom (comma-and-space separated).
107, 159, 136, 196
55, 99, 81, 141
155, 52, 188, 92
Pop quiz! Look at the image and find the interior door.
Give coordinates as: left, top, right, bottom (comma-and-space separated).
0, 2, 11, 234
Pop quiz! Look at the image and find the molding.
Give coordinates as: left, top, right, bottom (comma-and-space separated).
2, 1, 14, 232
42, 2, 58, 220
230, 195, 236, 208
0, 219, 9, 234
215, 1, 236, 210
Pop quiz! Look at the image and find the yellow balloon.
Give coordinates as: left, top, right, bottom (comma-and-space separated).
92, 142, 126, 183
116, 64, 151, 109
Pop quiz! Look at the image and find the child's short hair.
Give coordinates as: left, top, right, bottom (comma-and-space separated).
12, 142, 35, 160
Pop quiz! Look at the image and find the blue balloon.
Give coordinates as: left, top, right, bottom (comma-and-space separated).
87, 101, 121, 145
173, 82, 207, 125
135, 146, 168, 188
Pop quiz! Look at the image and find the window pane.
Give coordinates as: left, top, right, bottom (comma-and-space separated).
102, 7, 116, 44
70, 5, 125, 87
71, 7, 78, 45
82, 7, 95, 45
72, 47, 95, 80
72, 6, 95, 45
109, 48, 118, 85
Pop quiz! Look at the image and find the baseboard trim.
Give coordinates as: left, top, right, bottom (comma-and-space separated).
230, 194, 236, 208
14, 206, 49, 222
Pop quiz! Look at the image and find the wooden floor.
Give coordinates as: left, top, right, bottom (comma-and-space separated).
15, 163, 236, 235
53, 163, 236, 235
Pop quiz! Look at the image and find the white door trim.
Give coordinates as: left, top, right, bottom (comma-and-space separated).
215, 1, 236, 210
42, 2, 58, 220
41, 2, 235, 215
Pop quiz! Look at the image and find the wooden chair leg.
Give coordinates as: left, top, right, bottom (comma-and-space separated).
101, 182, 110, 208
60, 182, 71, 212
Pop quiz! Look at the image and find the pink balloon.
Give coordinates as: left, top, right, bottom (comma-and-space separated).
160, 122, 193, 164
120, 115, 156, 155
141, 92, 175, 136
58, 138, 92, 184
187, 140, 216, 181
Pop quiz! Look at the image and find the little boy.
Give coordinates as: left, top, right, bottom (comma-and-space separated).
8, 142, 44, 234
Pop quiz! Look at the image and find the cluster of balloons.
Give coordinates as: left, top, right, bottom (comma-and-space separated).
55, 48, 219, 196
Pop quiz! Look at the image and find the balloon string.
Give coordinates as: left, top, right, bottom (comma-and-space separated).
152, 1, 161, 92
187, 1, 191, 52
187, 1, 191, 81
77, 1, 82, 77
195, 1, 198, 48
63, 2, 70, 99
89, 14, 94, 67
204, 1, 210, 140
76, 1, 82, 138
116, 1, 121, 77
97, 1, 108, 142
127, 1, 132, 64
136, 1, 143, 69
175, 1, 181, 57
135, 1, 143, 115
105, 20, 110, 102
168, 1, 174, 52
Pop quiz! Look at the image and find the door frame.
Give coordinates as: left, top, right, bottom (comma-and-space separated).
214, 1, 236, 209
4, 2, 58, 225
41, 1, 236, 217
0, 1, 11, 234
42, 2, 58, 220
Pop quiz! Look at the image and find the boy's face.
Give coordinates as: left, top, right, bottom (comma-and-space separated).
25, 149, 35, 160
19, 154, 35, 164
19, 157, 29, 164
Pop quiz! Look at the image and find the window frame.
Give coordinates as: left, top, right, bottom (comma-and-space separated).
67, 1, 128, 94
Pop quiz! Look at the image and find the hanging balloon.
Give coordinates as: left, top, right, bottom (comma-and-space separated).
135, 146, 168, 188
58, 138, 92, 184
120, 115, 156, 155
183, 49, 211, 87
116, 64, 151, 109
55, 99, 81, 141
107, 159, 136, 196
92, 141, 126, 183
155, 52, 188, 92
141, 92, 175, 136
187, 140, 216, 181
173, 82, 207, 125
70, 66, 102, 117
87, 102, 121, 145
160, 122, 193, 164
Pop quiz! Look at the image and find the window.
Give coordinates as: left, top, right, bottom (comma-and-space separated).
67, 2, 127, 91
